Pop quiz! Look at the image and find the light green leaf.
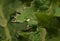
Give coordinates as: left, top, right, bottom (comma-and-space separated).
16, 7, 37, 25
54, 5, 60, 16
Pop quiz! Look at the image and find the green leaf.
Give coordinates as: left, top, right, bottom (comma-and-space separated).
17, 27, 46, 41
8, 22, 28, 31
54, 5, 60, 16
29, 28, 46, 41
16, 7, 37, 25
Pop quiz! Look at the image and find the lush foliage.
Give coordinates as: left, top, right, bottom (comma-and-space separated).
0, 0, 60, 41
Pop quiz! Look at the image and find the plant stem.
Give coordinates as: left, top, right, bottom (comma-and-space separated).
0, 5, 11, 41
5, 26, 11, 41
42, 28, 46, 41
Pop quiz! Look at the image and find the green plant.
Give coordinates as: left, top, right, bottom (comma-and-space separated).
0, 0, 60, 41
